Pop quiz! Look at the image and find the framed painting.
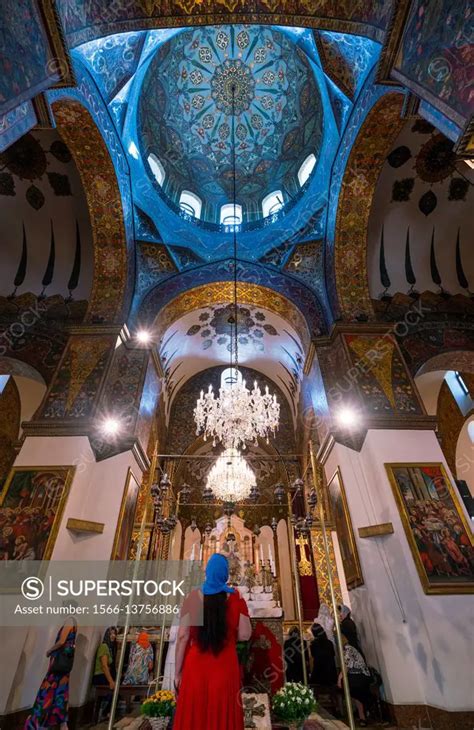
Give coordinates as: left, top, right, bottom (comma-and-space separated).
327, 468, 363, 590
386, 463, 474, 594
0, 466, 75, 561
111, 469, 141, 560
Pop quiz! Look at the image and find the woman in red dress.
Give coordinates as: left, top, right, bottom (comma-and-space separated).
173, 553, 252, 730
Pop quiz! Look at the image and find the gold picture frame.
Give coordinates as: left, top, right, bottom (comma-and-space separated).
0, 466, 75, 561
327, 467, 363, 590
111, 468, 141, 560
385, 463, 474, 594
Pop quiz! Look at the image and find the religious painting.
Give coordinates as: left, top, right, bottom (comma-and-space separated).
111, 469, 141, 560
0, 466, 75, 561
386, 463, 474, 594
129, 526, 153, 561
327, 468, 363, 590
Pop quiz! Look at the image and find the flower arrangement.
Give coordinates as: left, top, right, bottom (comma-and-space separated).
141, 690, 176, 719
272, 682, 317, 724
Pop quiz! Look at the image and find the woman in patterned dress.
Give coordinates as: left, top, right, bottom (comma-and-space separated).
123, 631, 154, 685
24, 619, 77, 730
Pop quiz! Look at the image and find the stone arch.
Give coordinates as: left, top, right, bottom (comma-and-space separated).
332, 92, 405, 321
139, 277, 320, 349
51, 100, 130, 324
415, 351, 474, 378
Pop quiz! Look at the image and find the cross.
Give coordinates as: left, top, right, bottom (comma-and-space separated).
296, 534, 313, 576
242, 695, 267, 728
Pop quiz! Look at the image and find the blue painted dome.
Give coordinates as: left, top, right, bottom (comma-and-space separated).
138, 25, 323, 225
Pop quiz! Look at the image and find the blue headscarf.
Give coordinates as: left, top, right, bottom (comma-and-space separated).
202, 553, 235, 595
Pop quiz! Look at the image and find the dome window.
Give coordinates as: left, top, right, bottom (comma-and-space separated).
179, 190, 202, 219
148, 154, 165, 186
298, 153, 316, 186
262, 190, 284, 218
220, 203, 242, 227
128, 141, 140, 160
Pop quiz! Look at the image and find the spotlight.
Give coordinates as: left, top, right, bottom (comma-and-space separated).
100, 417, 122, 437
336, 407, 359, 428
136, 329, 152, 345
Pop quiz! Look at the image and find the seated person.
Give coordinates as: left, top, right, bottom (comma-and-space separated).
310, 623, 337, 686
338, 635, 371, 727
284, 627, 309, 683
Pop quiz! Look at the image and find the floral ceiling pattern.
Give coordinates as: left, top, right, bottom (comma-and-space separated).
139, 25, 323, 223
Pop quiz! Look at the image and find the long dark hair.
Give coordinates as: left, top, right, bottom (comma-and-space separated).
197, 592, 228, 655
103, 626, 117, 663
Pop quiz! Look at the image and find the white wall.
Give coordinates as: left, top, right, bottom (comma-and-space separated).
325, 430, 474, 712
456, 416, 474, 497
0, 436, 145, 716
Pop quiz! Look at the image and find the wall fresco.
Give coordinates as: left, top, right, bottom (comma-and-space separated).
392, 0, 472, 128
56, 1, 393, 48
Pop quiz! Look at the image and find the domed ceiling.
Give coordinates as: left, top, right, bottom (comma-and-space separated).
74, 25, 380, 272
139, 25, 323, 224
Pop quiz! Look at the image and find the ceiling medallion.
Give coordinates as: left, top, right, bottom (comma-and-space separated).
194, 368, 280, 450
211, 59, 255, 116
205, 447, 256, 502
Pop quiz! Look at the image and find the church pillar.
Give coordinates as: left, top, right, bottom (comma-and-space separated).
309, 325, 474, 728
0, 326, 161, 720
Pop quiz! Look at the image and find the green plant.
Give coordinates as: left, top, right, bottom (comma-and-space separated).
140, 690, 176, 718
272, 682, 317, 722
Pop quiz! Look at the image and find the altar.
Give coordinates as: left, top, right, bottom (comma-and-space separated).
189, 514, 284, 620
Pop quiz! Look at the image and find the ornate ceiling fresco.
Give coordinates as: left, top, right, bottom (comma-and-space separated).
368, 119, 473, 299
55, 1, 394, 47
159, 303, 304, 420
71, 24, 381, 327
139, 25, 323, 223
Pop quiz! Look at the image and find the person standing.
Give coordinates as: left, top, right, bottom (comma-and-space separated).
123, 631, 153, 684
24, 618, 77, 730
123, 631, 154, 685
92, 627, 117, 722
173, 553, 252, 730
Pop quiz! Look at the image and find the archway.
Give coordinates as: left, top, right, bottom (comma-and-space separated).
51, 100, 130, 324
332, 92, 405, 320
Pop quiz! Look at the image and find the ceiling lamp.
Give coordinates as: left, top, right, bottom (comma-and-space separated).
195, 368, 279, 450
205, 448, 256, 502
194, 81, 280, 450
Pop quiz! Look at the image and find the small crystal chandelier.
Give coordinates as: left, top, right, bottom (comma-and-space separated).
205, 448, 256, 501
194, 81, 280, 451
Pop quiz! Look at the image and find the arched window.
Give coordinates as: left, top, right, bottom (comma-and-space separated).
179, 190, 202, 219
220, 203, 242, 226
148, 154, 165, 186
0, 375, 10, 394
262, 190, 284, 217
298, 153, 316, 186
445, 370, 473, 416
128, 141, 140, 160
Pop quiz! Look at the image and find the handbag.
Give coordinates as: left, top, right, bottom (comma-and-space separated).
52, 645, 75, 674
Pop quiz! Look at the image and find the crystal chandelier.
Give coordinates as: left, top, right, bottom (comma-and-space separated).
195, 368, 279, 450
194, 82, 280, 450
205, 448, 256, 501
